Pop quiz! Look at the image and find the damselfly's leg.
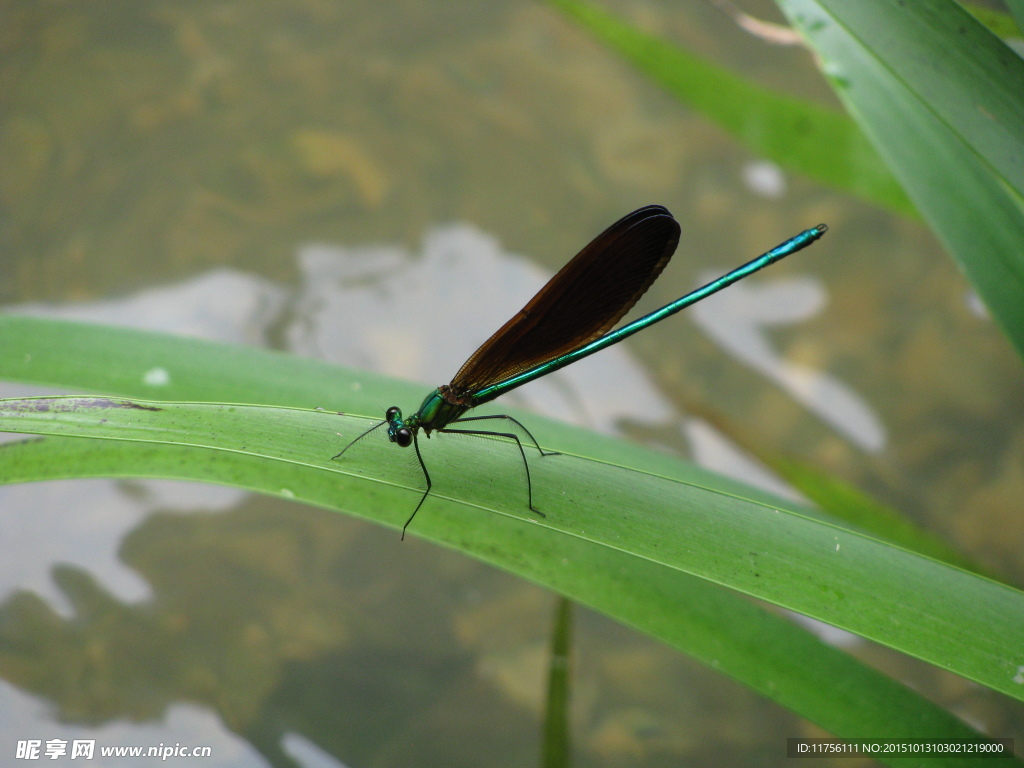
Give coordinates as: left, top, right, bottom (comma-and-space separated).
401, 433, 433, 540
439, 427, 545, 517
449, 414, 560, 457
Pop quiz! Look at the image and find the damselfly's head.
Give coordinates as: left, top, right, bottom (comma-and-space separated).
385, 406, 413, 447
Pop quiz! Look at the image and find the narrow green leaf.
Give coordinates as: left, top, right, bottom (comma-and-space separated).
776, 0, 1024, 360
0, 434, 1014, 765
816, 2, 1024, 196
962, 4, 1024, 38
2, 392, 1023, 705
4, 315, 1024, 760
0, 315, 833, 512
543, 0, 916, 216
540, 597, 572, 768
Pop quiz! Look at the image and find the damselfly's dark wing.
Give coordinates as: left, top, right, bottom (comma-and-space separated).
450, 205, 680, 393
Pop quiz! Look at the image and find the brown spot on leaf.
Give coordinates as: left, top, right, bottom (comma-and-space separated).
5, 397, 162, 412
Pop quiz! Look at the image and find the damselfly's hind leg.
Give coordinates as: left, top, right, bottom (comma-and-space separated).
449, 414, 560, 457
439, 426, 546, 517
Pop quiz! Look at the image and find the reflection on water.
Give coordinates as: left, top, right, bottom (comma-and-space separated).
691, 273, 886, 452
282, 733, 352, 768
0, 479, 245, 613
6, 270, 286, 347
741, 160, 787, 199
0, 496, 547, 767
0, 690, 265, 768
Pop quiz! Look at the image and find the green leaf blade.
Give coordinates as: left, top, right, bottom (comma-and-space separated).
2, 393, 1023, 706
0, 434, 1016, 763
778, 0, 1024, 359
4, 315, 1024, 759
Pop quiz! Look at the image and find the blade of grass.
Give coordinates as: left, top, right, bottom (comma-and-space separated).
776, 0, 1024, 360
962, 4, 1023, 38
0, 433, 1016, 766
1, 392, 1023, 707
4, 315, 1024, 753
0, 315, 836, 513
540, 597, 572, 768
792, 1, 1024, 195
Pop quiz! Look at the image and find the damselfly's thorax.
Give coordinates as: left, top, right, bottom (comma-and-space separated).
438, 383, 475, 407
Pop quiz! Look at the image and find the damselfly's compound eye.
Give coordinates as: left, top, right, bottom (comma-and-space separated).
386, 406, 401, 421
395, 427, 413, 447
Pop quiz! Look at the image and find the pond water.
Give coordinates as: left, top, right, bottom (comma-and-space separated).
2, 1, 1022, 766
